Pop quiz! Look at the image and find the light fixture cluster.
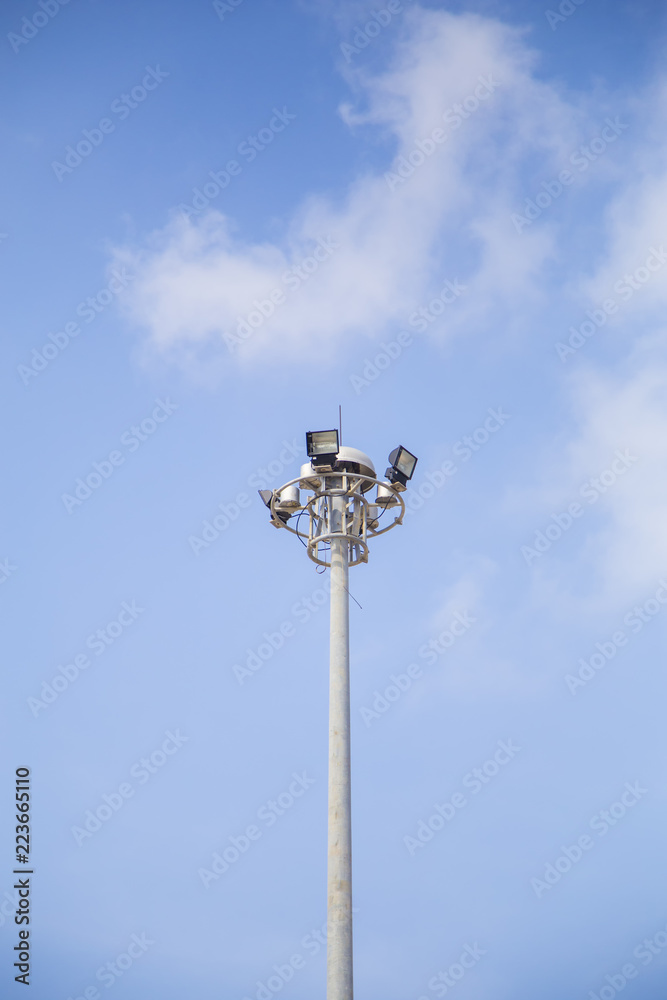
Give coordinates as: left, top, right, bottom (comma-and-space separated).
258, 429, 418, 526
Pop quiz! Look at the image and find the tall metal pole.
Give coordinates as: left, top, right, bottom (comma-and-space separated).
327, 493, 353, 999
268, 441, 414, 996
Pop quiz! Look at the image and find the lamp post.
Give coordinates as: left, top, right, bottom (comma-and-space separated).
260, 431, 417, 999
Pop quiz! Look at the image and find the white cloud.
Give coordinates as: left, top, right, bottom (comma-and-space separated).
577, 81, 667, 314
112, 7, 586, 372
512, 342, 667, 617
564, 354, 667, 610
511, 80, 667, 614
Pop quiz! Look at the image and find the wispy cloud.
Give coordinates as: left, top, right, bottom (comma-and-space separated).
111, 8, 586, 374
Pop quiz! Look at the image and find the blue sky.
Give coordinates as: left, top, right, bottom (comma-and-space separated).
3, 0, 667, 997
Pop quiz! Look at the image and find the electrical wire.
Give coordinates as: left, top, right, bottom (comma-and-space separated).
375, 502, 388, 523
294, 507, 308, 548
294, 495, 365, 602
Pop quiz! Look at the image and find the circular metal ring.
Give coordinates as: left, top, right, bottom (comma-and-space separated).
306, 531, 370, 568
269, 473, 406, 558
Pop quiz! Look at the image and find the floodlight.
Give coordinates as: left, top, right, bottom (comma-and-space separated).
385, 445, 418, 489
306, 429, 339, 470
257, 489, 291, 526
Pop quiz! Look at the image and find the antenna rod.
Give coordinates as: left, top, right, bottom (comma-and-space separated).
339, 405, 342, 446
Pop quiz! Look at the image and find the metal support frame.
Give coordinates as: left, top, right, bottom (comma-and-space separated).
268, 465, 406, 999
270, 472, 405, 568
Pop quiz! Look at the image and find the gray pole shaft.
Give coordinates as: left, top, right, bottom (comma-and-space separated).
327, 495, 353, 999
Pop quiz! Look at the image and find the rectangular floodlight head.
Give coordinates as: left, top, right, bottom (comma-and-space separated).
306, 429, 339, 459
306, 429, 340, 471
386, 445, 418, 488
258, 489, 273, 508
